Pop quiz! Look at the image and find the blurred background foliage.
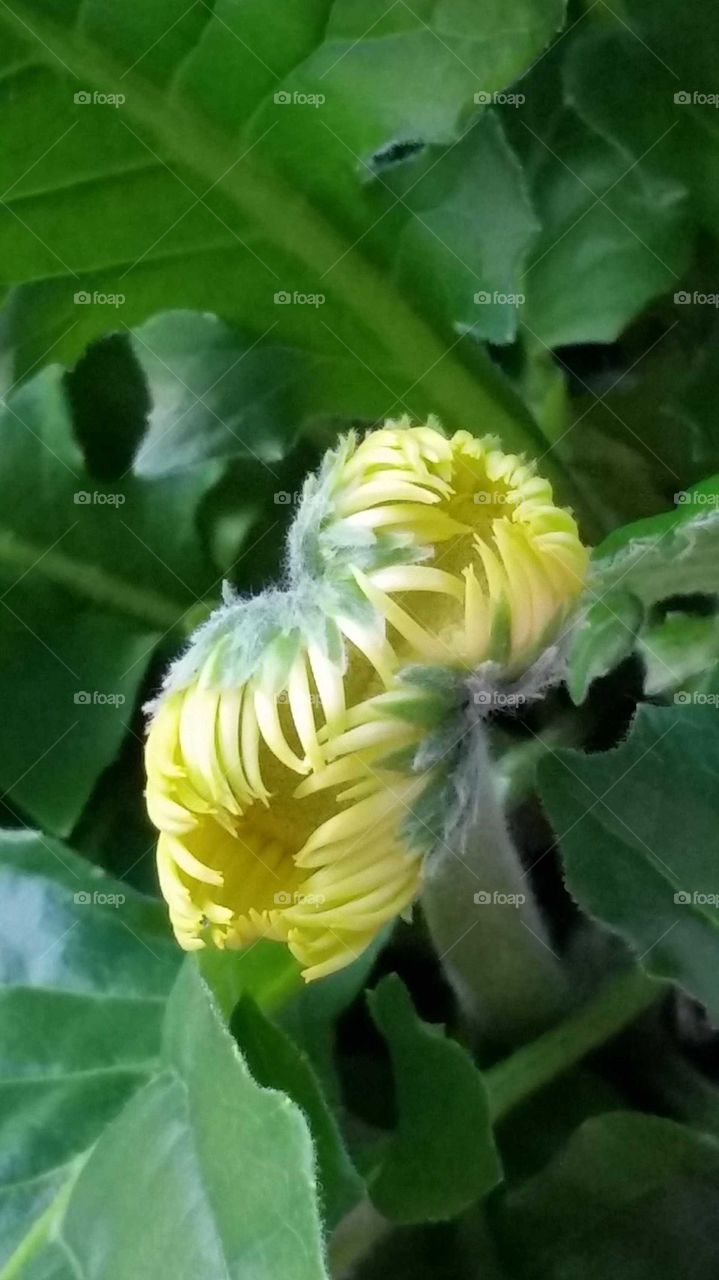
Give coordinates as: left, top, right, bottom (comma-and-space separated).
2, 0, 719, 1276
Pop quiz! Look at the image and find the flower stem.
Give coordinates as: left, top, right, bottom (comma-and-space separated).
422, 724, 569, 1046
485, 966, 662, 1122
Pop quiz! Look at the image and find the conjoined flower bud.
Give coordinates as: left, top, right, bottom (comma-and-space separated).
145, 420, 587, 980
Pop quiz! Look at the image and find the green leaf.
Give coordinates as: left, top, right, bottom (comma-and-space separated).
588, 478, 719, 609
367, 976, 502, 1224
0, 829, 180, 1270
231, 995, 363, 1229
0, 0, 567, 477
494, 1068, 625, 1184
197, 944, 302, 1022
279, 929, 389, 1102
567, 1, 719, 238
28, 964, 329, 1280
127, 310, 402, 477
554, 304, 719, 532
539, 704, 719, 1019
639, 611, 719, 697
380, 113, 538, 346
506, 49, 690, 348
567, 590, 644, 705
0, 350, 227, 833
499, 1113, 719, 1280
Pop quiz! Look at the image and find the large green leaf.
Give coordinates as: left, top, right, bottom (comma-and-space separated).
367, 976, 502, 1223
127, 310, 406, 476
555, 303, 719, 533
0, 0, 568, 473
503, 48, 690, 348
372, 112, 538, 347
232, 995, 362, 1229
0, 834, 334, 1278
0, 356, 226, 833
567, 0, 719, 237
20, 964, 329, 1280
498, 1113, 719, 1280
0, 829, 180, 1271
540, 704, 719, 1019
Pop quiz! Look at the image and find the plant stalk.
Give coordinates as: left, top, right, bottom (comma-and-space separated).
486, 966, 663, 1121
422, 722, 569, 1046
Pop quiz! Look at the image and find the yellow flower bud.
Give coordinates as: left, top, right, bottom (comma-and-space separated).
146, 419, 588, 981
312, 417, 588, 673
145, 634, 443, 980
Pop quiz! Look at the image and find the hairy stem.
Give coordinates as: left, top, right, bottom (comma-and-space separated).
422, 722, 569, 1046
